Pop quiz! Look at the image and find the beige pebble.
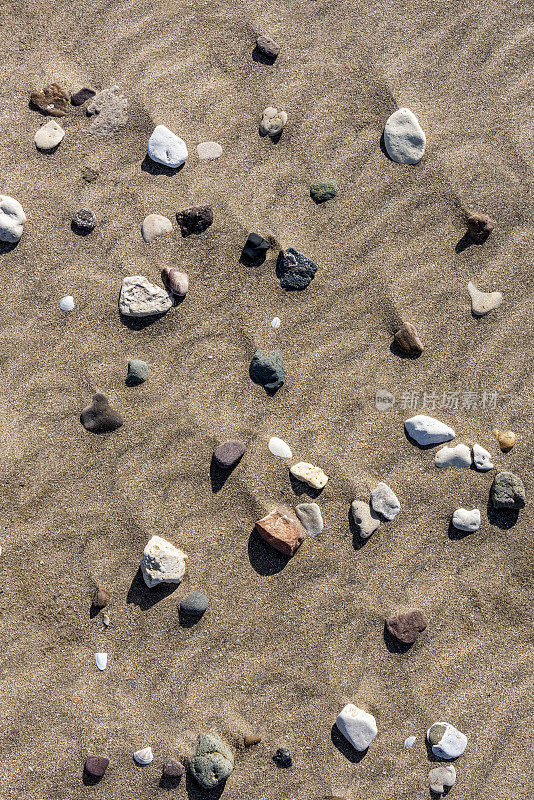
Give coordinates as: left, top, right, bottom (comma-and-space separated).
493, 428, 516, 452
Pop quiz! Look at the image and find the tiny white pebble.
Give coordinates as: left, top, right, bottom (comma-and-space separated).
28, 767, 34, 773
271, 316, 281, 329
102, 613, 110, 627
268, 436, 292, 459
59, 295, 74, 312
95, 652, 107, 670
404, 735, 416, 749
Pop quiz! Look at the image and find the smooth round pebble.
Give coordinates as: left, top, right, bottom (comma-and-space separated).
404, 735, 416, 749
196, 141, 223, 160
452, 508, 481, 532
141, 213, 172, 242
163, 759, 185, 778
213, 440, 245, 469
0, 195, 26, 243
180, 589, 208, 616
268, 436, 292, 458
383, 107, 426, 164
34, 119, 65, 150
95, 652, 107, 671
271, 316, 281, 329
59, 295, 74, 312
405, 415, 455, 446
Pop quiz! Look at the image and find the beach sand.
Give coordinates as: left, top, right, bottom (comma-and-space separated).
0, 0, 532, 797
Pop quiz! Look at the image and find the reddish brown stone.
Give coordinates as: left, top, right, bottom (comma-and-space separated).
466, 212, 495, 243
162, 759, 185, 778
84, 755, 109, 778
30, 83, 69, 117
243, 733, 262, 747
394, 322, 423, 355
255, 510, 305, 556
93, 585, 111, 608
385, 610, 427, 644
256, 35, 280, 59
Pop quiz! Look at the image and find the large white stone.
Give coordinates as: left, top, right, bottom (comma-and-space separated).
383, 108, 426, 164
467, 282, 503, 316
427, 722, 467, 759
0, 195, 26, 243
34, 120, 65, 150
141, 213, 172, 243
405, 415, 455, 446
434, 443, 471, 468
452, 508, 481, 532
148, 125, 188, 168
290, 462, 328, 489
473, 443, 494, 471
370, 482, 400, 520
140, 535, 188, 588
119, 276, 173, 318
336, 704, 378, 751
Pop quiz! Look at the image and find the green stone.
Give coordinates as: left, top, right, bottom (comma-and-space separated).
189, 735, 234, 788
310, 181, 337, 203
427, 723, 446, 746
126, 358, 148, 386
491, 471, 526, 509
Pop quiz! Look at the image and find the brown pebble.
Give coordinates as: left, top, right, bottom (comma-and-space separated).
71, 87, 96, 106
30, 83, 69, 117
255, 510, 305, 557
256, 35, 280, 59
466, 212, 495, 243
213, 441, 246, 469
84, 755, 109, 778
93, 585, 111, 608
161, 266, 189, 297
243, 734, 262, 747
385, 610, 427, 644
493, 428, 516, 452
80, 394, 123, 434
162, 759, 185, 778
176, 205, 213, 237
394, 322, 423, 355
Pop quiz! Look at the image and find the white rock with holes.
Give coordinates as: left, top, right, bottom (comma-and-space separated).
119, 276, 173, 317
473, 443, 494, 471
290, 462, 328, 489
405, 415, 455, 446
452, 508, 481, 531
383, 108, 426, 164
148, 125, 188, 168
0, 195, 26, 243
434, 443, 471, 468
34, 120, 65, 150
140, 535, 188, 588
336, 705, 378, 751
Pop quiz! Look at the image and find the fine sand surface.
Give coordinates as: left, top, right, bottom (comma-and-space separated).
0, 1, 533, 798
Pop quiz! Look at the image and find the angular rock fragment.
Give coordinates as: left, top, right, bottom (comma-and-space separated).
467, 282, 502, 316
394, 322, 423, 355
140, 535, 188, 588
290, 462, 328, 490
242, 232, 270, 264
80, 394, 123, 433
491, 471, 525, 510
255, 509, 305, 556
276, 247, 317, 290
256, 35, 280, 59
385, 610, 427, 644
176, 205, 213, 236
213, 440, 246, 469
30, 83, 69, 116
118, 276, 173, 317
336, 705, 378, 751
465, 212, 494, 243
405, 415, 455, 446
250, 350, 285, 393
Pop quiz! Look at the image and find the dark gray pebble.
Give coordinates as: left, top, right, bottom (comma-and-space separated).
213, 440, 245, 468
180, 589, 208, 616
126, 359, 148, 386
71, 87, 96, 106
80, 394, 123, 434
276, 247, 317, 290
72, 208, 96, 232
242, 232, 270, 264
491, 471, 526, 509
273, 748, 292, 767
176, 206, 213, 236
250, 350, 285, 393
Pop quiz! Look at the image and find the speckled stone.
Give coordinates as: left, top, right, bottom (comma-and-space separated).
310, 181, 337, 203
256, 35, 280, 59
72, 208, 96, 232
491, 471, 526, 509
276, 247, 317, 290
162, 759, 185, 778
213, 440, 246, 468
189, 734, 234, 789
385, 610, 427, 644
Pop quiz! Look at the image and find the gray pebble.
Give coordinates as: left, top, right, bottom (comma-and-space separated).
351, 500, 380, 538
491, 471, 526, 509
180, 589, 208, 616
250, 350, 285, 393
72, 208, 96, 232
295, 503, 323, 536
126, 359, 148, 386
189, 734, 234, 788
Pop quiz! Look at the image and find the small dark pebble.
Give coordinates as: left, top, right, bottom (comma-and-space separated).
93, 585, 111, 608
273, 747, 292, 767
80, 394, 123, 434
126, 359, 148, 386
84, 755, 109, 778
180, 589, 208, 616
72, 208, 96, 232
310, 181, 337, 203
466, 212, 495, 243
250, 350, 285, 393
242, 232, 270, 264
71, 87, 96, 106
176, 205, 213, 237
162, 759, 185, 778
213, 440, 246, 469
276, 247, 317, 290
256, 35, 280, 59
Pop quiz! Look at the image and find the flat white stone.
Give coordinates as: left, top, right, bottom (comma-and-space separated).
434, 443, 471, 468
95, 652, 107, 671
427, 722, 467, 759
351, 500, 380, 538
140, 535, 187, 588
148, 125, 188, 168
290, 462, 328, 489
196, 141, 223, 160
370, 482, 400, 520
383, 108, 426, 164
404, 735, 416, 749
34, 120, 64, 150
473, 443, 494, 471
271, 316, 281, 329
467, 282, 503, 316
119, 276, 173, 318
59, 295, 74, 312
133, 747, 153, 765
336, 704, 378, 751
452, 508, 481, 531
295, 502, 323, 536
268, 437, 292, 458
141, 213, 172, 243
0, 195, 26, 243
429, 764, 456, 793
405, 415, 455, 446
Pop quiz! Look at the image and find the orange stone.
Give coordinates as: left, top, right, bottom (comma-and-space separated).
255, 510, 305, 556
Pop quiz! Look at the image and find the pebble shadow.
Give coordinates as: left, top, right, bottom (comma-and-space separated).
389, 340, 422, 360
178, 609, 203, 628
486, 497, 519, 530
348, 508, 370, 551
289, 473, 323, 500
82, 768, 102, 787
119, 310, 169, 331
141, 154, 184, 177
251, 46, 277, 65
126, 569, 178, 610
160, 773, 183, 790
330, 724, 368, 763
185, 771, 226, 800
447, 519, 472, 541
247, 528, 290, 576
209, 456, 237, 493
383, 621, 412, 654
0, 240, 19, 255
455, 232, 474, 253
379, 132, 394, 162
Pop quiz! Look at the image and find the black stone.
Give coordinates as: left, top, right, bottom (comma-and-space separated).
249, 350, 285, 393
273, 748, 292, 767
176, 206, 213, 236
276, 247, 317, 290
72, 208, 96, 232
84, 756, 109, 778
80, 394, 123, 434
71, 87, 96, 106
242, 232, 270, 264
180, 589, 208, 616
213, 440, 246, 468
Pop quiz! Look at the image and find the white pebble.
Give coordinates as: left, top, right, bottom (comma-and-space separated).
140, 535, 188, 588
295, 502, 323, 536
427, 722, 467, 759
467, 282, 503, 316
271, 316, 281, 329
95, 652, 107, 671
404, 735, 416, 749
434, 443, 471, 468
0, 195, 26, 243
290, 462, 328, 490
59, 295, 74, 312
141, 213, 172, 243
452, 508, 481, 532
196, 141, 223, 160
383, 108, 426, 164
370, 482, 401, 520
147, 125, 187, 168
268, 436, 292, 458
473, 443, 494, 471
34, 120, 65, 151
405, 415, 455, 446
336, 704, 378, 751
133, 746, 153, 765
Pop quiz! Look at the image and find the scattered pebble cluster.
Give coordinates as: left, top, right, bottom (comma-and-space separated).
1, 25, 522, 799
